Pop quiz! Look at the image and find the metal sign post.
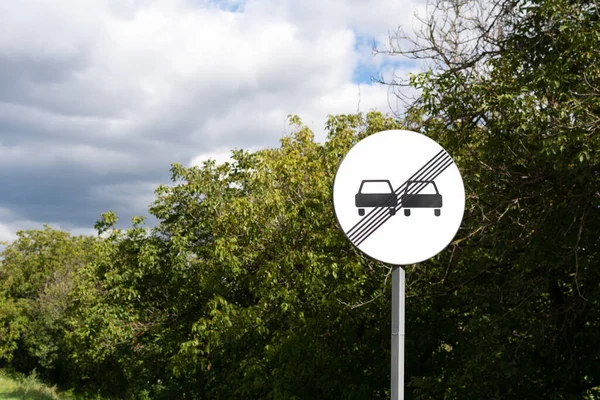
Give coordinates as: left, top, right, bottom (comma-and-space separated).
331, 129, 464, 399
391, 266, 405, 400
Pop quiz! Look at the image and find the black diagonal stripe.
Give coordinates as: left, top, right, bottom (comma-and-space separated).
351, 158, 453, 245
345, 149, 446, 238
353, 158, 454, 246
347, 152, 451, 242
394, 158, 454, 212
353, 159, 453, 246
346, 153, 451, 243
352, 157, 454, 246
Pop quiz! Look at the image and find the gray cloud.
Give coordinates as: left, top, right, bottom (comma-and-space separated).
0, 0, 423, 241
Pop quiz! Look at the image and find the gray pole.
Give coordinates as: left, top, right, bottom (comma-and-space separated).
391, 266, 405, 400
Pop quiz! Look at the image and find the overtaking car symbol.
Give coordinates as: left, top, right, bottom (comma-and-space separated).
401, 180, 443, 216
355, 180, 398, 216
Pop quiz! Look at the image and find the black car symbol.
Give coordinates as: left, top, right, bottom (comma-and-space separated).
355, 180, 398, 216
401, 180, 442, 216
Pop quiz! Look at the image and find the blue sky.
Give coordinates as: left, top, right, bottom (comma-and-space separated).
0, 0, 425, 241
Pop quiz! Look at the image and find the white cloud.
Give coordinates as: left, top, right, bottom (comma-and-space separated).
190, 149, 236, 167
0, 224, 18, 243
0, 213, 97, 244
0, 0, 426, 237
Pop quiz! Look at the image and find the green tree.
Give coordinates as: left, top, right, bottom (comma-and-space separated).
0, 226, 98, 384
65, 113, 420, 399
377, 0, 600, 398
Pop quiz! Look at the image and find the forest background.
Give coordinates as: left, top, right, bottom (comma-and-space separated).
1, 0, 600, 398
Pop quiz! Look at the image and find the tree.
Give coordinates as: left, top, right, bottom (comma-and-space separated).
0, 226, 98, 383
65, 112, 418, 399
376, 0, 600, 398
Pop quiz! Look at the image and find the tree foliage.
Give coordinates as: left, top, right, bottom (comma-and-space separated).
61, 112, 412, 399
0, 226, 98, 383
1, 0, 599, 398
378, 0, 600, 398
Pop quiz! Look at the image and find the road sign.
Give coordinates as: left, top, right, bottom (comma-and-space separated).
332, 129, 465, 265
332, 129, 465, 400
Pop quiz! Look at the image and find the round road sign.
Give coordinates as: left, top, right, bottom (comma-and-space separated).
332, 129, 465, 265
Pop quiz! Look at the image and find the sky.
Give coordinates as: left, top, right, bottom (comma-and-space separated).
0, 0, 427, 242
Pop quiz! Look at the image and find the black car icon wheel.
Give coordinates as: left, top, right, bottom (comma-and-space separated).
401, 180, 442, 216
355, 180, 398, 216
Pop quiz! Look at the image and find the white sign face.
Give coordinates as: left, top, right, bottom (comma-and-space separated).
332, 129, 465, 265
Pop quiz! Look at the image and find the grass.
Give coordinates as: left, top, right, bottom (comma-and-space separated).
0, 369, 107, 400
0, 369, 61, 400
0, 368, 167, 400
